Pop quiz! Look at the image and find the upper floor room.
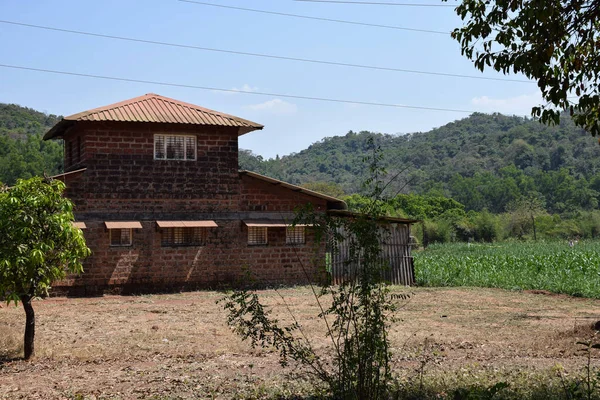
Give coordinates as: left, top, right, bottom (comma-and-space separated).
43, 93, 263, 173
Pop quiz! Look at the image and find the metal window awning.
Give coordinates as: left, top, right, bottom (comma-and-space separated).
105, 221, 143, 229
72, 222, 87, 229
156, 221, 218, 228
244, 220, 311, 228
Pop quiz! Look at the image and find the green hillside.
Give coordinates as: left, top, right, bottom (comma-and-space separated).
0, 103, 63, 185
2, 103, 600, 218
240, 113, 600, 215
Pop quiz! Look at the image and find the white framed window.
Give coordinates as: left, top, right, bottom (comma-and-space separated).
161, 227, 207, 247
248, 226, 267, 245
154, 134, 196, 160
110, 228, 132, 247
286, 226, 305, 245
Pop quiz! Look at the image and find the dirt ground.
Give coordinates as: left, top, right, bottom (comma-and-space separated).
1, 286, 600, 399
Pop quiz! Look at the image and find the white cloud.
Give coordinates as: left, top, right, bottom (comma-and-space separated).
214, 84, 259, 95
244, 98, 298, 115
471, 92, 542, 115
233, 84, 259, 93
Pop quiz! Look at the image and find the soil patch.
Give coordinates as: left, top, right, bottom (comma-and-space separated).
1, 287, 600, 399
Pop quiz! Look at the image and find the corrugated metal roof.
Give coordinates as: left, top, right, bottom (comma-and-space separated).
243, 220, 312, 227
239, 170, 348, 210
156, 221, 218, 228
44, 93, 263, 139
244, 221, 289, 228
327, 209, 420, 224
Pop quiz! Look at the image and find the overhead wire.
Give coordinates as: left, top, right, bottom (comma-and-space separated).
294, 0, 457, 6
176, 0, 449, 34
0, 20, 531, 84
0, 63, 482, 114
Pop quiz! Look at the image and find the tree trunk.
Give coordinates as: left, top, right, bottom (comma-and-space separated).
532, 215, 537, 241
20, 295, 35, 360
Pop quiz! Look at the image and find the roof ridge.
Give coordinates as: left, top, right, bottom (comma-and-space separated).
44, 94, 263, 139
64, 93, 263, 126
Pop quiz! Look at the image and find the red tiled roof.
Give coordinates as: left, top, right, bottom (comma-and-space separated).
72, 222, 87, 229
104, 221, 143, 229
156, 221, 218, 228
244, 221, 312, 227
44, 93, 263, 139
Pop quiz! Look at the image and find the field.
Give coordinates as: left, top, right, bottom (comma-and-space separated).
2, 286, 600, 399
415, 241, 600, 298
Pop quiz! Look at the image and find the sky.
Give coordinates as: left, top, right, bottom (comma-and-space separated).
0, 0, 543, 158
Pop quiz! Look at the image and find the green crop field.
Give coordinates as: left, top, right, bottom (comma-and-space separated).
414, 241, 600, 298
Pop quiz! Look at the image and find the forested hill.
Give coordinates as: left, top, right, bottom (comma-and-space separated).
239, 113, 600, 215
3, 103, 600, 216
0, 103, 63, 184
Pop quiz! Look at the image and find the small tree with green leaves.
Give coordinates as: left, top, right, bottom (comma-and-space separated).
221, 140, 405, 399
506, 194, 547, 240
0, 177, 90, 360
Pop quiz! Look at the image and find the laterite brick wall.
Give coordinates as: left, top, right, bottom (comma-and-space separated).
63, 121, 241, 214
53, 121, 327, 295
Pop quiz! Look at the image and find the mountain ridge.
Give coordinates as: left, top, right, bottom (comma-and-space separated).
2, 102, 599, 215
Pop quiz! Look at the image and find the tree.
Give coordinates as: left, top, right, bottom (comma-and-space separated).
300, 181, 346, 198
506, 193, 547, 240
0, 177, 90, 359
449, 0, 600, 136
221, 142, 403, 398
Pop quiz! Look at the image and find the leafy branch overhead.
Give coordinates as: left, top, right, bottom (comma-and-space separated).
449, 0, 600, 135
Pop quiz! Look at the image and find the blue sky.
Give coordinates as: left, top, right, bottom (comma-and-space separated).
0, 0, 542, 158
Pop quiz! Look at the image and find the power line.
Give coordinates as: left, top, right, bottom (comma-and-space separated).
176, 0, 448, 34
0, 20, 531, 84
0, 63, 480, 114
294, 0, 456, 6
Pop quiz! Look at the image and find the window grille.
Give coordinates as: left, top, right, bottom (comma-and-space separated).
155, 135, 165, 159
248, 227, 267, 245
161, 227, 206, 246
286, 226, 305, 244
110, 228, 132, 246
185, 136, 196, 160
166, 136, 184, 159
154, 134, 196, 160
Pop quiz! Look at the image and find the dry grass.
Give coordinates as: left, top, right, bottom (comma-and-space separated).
1, 286, 600, 399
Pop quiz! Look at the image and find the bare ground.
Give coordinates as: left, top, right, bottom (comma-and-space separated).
1, 286, 600, 399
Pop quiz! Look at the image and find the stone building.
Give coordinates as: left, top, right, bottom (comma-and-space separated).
44, 93, 346, 294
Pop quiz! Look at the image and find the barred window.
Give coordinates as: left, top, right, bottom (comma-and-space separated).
248, 226, 267, 245
154, 134, 196, 160
162, 227, 206, 246
185, 136, 195, 160
110, 228, 132, 247
155, 135, 165, 159
286, 226, 305, 244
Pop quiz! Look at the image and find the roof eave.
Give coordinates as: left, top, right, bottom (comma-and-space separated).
327, 209, 420, 224
238, 125, 264, 136
44, 119, 264, 140
240, 170, 348, 210
43, 119, 74, 140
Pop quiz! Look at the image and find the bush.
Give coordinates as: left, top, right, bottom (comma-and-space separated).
575, 211, 600, 239
423, 219, 453, 245
472, 211, 501, 242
